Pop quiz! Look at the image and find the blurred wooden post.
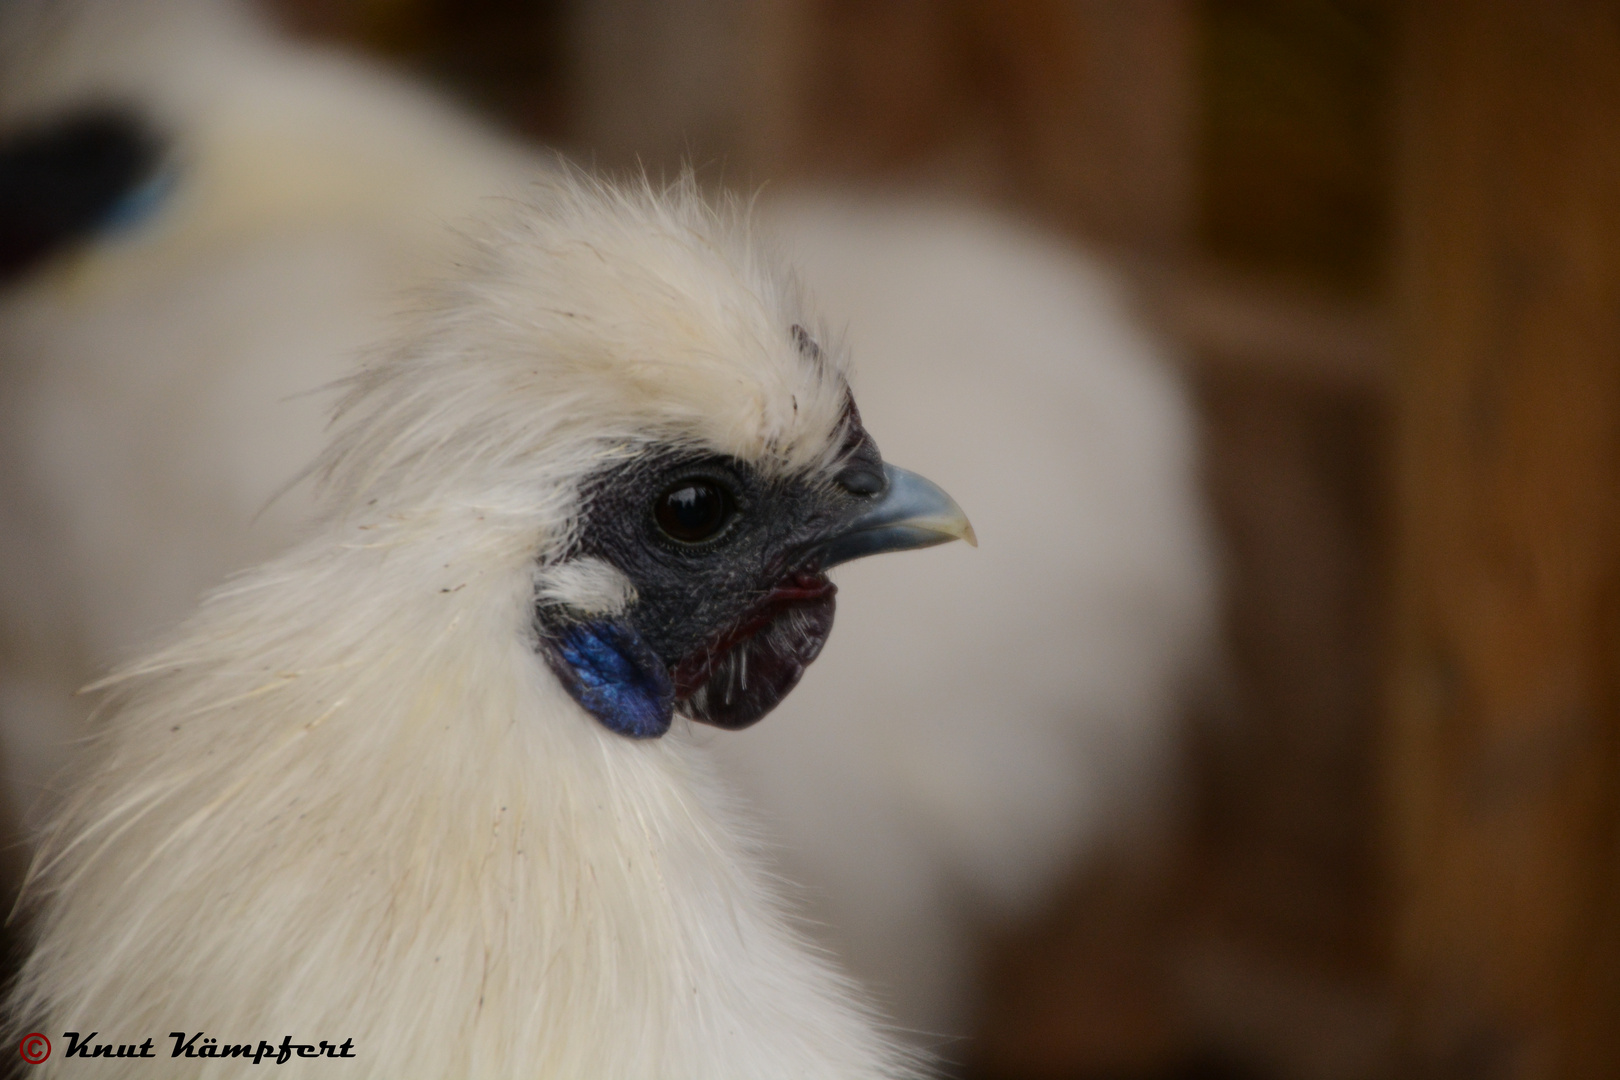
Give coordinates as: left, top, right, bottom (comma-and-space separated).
745, 0, 1193, 256
1390, 4, 1620, 1078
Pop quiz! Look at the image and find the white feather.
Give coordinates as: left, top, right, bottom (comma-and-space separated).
535, 557, 638, 616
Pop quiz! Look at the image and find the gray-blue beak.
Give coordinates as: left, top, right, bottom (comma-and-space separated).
820, 463, 976, 569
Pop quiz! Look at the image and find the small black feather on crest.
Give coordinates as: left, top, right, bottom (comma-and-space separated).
790, 324, 821, 362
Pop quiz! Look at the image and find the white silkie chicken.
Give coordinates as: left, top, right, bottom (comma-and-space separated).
0, 0, 1218, 1050
11, 170, 972, 1077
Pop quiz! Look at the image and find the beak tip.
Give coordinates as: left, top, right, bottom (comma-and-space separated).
821, 464, 976, 567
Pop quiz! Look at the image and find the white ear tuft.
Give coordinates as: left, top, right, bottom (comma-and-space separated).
535, 556, 637, 616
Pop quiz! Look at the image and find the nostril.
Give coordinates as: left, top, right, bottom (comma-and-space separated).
836, 467, 885, 497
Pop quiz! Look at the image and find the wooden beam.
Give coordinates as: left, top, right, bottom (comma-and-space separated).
1158, 264, 1392, 391
1389, 4, 1620, 1078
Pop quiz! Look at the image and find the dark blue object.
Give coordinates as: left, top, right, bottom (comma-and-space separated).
0, 106, 166, 284
98, 168, 174, 234
545, 619, 674, 739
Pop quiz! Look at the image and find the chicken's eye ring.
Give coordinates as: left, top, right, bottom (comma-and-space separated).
654, 478, 735, 545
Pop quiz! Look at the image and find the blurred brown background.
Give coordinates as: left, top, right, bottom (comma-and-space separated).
262, 3, 1620, 1078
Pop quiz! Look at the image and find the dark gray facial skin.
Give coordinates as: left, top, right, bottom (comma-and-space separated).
542, 417, 887, 731
534, 360, 971, 741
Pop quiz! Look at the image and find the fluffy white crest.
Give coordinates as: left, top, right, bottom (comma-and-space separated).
313, 173, 852, 533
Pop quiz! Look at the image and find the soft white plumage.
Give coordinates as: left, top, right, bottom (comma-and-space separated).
0, 0, 1217, 1052
13, 170, 930, 1078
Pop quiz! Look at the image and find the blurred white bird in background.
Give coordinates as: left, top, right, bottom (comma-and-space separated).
0, 0, 537, 809
0, 0, 1218, 1050
734, 197, 1216, 1039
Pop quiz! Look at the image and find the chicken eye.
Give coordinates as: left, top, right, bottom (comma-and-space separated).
655, 479, 734, 544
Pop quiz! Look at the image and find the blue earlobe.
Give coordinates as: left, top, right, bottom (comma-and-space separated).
543, 620, 674, 739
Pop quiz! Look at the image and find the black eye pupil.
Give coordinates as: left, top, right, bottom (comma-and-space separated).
655, 480, 732, 543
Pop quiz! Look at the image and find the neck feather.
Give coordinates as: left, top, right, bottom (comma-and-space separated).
15, 531, 915, 1078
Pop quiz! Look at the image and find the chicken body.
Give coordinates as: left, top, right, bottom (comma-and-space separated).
12, 169, 937, 1079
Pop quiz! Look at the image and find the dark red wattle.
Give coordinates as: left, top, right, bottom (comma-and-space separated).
671, 571, 836, 699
